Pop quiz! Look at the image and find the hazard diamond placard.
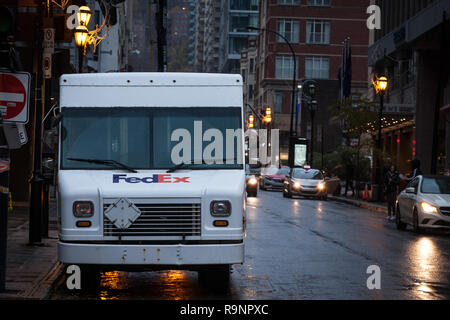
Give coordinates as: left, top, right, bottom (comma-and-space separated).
0, 72, 31, 124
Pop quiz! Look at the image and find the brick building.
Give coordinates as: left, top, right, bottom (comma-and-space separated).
254, 0, 370, 162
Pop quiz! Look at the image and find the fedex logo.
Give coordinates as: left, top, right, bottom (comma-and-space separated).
113, 174, 190, 184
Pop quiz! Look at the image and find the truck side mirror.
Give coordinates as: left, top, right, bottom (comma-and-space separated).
50, 112, 63, 128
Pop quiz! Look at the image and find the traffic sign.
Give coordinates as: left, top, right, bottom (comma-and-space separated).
0, 72, 30, 123
43, 28, 55, 53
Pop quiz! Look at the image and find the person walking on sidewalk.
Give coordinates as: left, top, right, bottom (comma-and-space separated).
344, 160, 355, 197
385, 165, 399, 220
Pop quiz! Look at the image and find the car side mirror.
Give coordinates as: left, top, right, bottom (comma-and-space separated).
405, 187, 415, 194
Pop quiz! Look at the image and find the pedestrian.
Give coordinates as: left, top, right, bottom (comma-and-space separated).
344, 160, 355, 197
402, 158, 421, 182
385, 164, 399, 220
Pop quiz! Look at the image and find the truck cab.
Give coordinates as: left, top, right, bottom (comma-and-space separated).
56, 73, 246, 290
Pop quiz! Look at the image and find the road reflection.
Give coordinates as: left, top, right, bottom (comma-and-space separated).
407, 237, 439, 298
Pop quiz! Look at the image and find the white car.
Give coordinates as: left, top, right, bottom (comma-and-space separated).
283, 167, 327, 200
396, 175, 450, 232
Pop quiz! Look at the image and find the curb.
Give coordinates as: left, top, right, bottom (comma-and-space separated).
23, 261, 64, 299
329, 196, 388, 214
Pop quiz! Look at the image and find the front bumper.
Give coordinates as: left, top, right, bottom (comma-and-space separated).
58, 241, 244, 265
264, 179, 284, 189
419, 211, 450, 229
292, 186, 326, 197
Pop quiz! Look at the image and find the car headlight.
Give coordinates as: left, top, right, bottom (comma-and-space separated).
210, 200, 232, 217
248, 177, 257, 185
421, 202, 438, 214
73, 201, 94, 217
318, 183, 325, 190
293, 182, 301, 189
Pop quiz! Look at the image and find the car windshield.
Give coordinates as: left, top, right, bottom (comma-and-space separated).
263, 166, 279, 175
277, 167, 290, 175
293, 168, 323, 180
61, 107, 243, 170
421, 176, 450, 194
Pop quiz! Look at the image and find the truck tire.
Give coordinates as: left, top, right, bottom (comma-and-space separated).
80, 264, 101, 293
198, 265, 230, 292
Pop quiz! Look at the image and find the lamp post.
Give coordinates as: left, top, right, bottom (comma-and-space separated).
247, 26, 297, 137
74, 5, 91, 73
74, 25, 88, 73
298, 80, 317, 165
373, 75, 388, 201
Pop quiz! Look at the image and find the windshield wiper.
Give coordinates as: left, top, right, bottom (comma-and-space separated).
166, 158, 239, 173
67, 158, 138, 173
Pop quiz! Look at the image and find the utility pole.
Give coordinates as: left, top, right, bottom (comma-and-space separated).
156, 0, 167, 72
29, 0, 44, 245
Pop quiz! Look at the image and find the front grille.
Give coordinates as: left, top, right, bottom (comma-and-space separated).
440, 207, 450, 216
300, 188, 318, 194
103, 203, 201, 237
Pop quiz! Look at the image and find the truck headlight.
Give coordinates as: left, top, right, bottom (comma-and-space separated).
210, 200, 231, 217
73, 201, 94, 217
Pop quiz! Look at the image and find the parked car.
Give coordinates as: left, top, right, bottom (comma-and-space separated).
245, 164, 258, 197
396, 175, 450, 232
260, 165, 290, 191
324, 175, 341, 196
283, 167, 327, 200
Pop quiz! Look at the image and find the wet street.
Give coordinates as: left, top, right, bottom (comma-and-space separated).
51, 190, 450, 300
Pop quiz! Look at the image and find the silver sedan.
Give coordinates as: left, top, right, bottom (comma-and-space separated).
396, 175, 450, 232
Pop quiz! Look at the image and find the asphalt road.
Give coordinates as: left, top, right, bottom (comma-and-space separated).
51, 190, 450, 300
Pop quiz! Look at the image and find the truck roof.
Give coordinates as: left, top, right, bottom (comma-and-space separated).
60, 72, 243, 87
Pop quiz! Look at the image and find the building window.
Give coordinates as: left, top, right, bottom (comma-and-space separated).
249, 58, 254, 73
230, 0, 258, 11
275, 91, 283, 113
277, 0, 300, 5
229, 36, 249, 55
277, 19, 300, 43
275, 56, 299, 79
242, 68, 247, 83
230, 13, 258, 33
306, 20, 330, 44
307, 0, 331, 6
305, 56, 329, 79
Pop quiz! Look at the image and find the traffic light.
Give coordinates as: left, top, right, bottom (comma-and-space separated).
0, 4, 16, 41
264, 107, 272, 123
248, 114, 255, 129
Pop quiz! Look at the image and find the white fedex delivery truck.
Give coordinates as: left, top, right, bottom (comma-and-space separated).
57, 73, 246, 290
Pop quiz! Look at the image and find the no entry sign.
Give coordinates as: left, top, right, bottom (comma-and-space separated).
0, 72, 30, 124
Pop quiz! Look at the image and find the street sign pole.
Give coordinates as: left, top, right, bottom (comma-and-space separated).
0, 120, 10, 292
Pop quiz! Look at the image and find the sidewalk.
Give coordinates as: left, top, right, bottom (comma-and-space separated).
0, 202, 62, 300
329, 194, 388, 214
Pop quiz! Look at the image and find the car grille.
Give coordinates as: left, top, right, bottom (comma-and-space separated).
103, 202, 201, 237
440, 207, 450, 216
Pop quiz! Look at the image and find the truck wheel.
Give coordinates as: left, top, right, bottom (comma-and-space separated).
198, 265, 230, 292
80, 265, 100, 293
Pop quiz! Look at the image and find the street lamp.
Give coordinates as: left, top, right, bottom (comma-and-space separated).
372, 75, 388, 200
247, 26, 297, 137
77, 5, 92, 27
74, 25, 88, 73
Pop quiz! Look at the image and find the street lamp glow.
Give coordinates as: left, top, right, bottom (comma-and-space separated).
77, 5, 92, 27
374, 75, 388, 94
74, 25, 88, 47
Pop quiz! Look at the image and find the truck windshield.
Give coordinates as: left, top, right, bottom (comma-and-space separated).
61, 107, 243, 170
